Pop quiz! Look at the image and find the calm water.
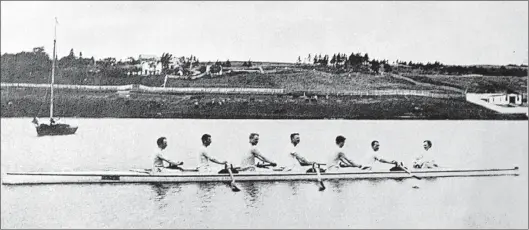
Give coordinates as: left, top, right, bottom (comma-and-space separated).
1, 118, 527, 228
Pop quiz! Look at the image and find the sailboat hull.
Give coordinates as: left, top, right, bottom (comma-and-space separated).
36, 124, 78, 136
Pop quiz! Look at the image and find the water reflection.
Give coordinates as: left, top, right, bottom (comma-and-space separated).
150, 183, 181, 209
240, 182, 263, 210
151, 183, 170, 202
328, 180, 345, 193
367, 178, 386, 187
197, 182, 217, 211
286, 181, 300, 195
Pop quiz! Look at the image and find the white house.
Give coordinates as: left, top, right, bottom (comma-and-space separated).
138, 54, 162, 75
482, 93, 523, 105
140, 61, 162, 75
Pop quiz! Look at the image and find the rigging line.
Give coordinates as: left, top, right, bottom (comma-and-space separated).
34, 70, 52, 118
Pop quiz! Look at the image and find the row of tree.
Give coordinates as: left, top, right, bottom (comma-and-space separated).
298, 52, 392, 73
297, 52, 527, 76
1, 47, 527, 85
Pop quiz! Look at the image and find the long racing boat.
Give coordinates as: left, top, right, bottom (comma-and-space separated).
1, 166, 519, 185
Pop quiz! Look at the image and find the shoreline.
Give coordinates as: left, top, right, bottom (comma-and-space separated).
2, 88, 527, 120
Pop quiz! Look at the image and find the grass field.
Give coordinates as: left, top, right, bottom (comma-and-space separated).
1, 87, 526, 120
163, 69, 441, 92
402, 74, 527, 93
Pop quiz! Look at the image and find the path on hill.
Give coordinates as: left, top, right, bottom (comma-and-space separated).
387, 73, 465, 93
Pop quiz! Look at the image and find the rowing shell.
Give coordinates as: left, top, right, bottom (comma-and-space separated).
1, 167, 519, 185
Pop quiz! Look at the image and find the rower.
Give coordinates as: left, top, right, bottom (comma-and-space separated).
413, 140, 438, 169
152, 137, 184, 173
238, 133, 278, 171
363, 140, 403, 171
327, 135, 371, 171
284, 133, 325, 172
198, 134, 228, 172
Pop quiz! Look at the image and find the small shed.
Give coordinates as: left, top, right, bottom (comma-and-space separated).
484, 93, 522, 105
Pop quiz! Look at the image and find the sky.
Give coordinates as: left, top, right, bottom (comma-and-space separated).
1, 1, 527, 65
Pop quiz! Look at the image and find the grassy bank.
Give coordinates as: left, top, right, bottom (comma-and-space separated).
1, 87, 526, 120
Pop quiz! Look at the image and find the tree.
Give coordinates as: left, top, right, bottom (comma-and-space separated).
336, 53, 342, 66
330, 54, 336, 67
225, 59, 231, 67
160, 53, 173, 73
68, 48, 75, 58
363, 53, 369, 64
99, 57, 116, 68
79, 52, 83, 59
2, 50, 52, 83
322, 55, 329, 66
384, 63, 392, 73
370, 59, 380, 73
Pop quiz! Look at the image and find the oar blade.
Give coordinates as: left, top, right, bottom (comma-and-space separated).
318, 181, 326, 191
230, 182, 241, 192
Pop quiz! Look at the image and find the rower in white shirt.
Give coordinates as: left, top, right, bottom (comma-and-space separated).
363, 140, 402, 171
413, 140, 439, 169
198, 134, 240, 191
327, 135, 371, 171
197, 134, 228, 172
238, 133, 278, 171
152, 137, 184, 173
284, 133, 325, 172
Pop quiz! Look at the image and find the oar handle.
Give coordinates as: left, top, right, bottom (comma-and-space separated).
257, 162, 278, 168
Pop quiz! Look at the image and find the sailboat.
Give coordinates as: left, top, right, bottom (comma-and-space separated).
32, 18, 78, 136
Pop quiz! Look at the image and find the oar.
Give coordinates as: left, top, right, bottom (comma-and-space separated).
225, 164, 240, 192
397, 163, 422, 180
313, 163, 326, 191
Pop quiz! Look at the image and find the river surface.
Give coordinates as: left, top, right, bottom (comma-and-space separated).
1, 118, 527, 228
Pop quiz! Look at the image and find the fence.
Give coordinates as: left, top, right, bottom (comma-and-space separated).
1, 82, 463, 98
138, 85, 285, 94
0, 83, 285, 95
297, 89, 464, 99
0, 83, 132, 91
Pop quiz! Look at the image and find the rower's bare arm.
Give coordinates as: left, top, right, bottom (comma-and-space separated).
376, 157, 397, 165
340, 154, 362, 168
291, 152, 313, 165
253, 149, 275, 164
203, 153, 227, 165
157, 154, 182, 166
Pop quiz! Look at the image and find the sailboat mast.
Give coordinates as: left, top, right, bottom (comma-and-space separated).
50, 18, 57, 119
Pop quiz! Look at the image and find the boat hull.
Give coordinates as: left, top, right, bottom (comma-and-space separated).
36, 124, 78, 136
1, 167, 519, 185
